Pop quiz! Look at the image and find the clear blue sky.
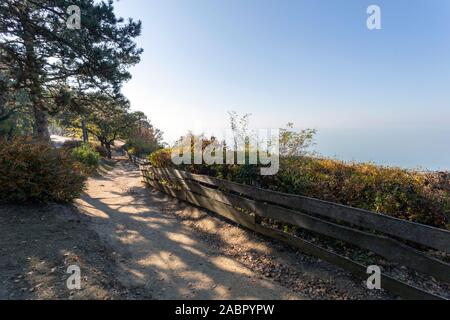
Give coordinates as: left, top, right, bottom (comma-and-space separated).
114, 0, 450, 169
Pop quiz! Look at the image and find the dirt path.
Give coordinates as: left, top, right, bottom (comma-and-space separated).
75, 156, 305, 299
74, 154, 391, 300
0, 202, 135, 300
0, 153, 392, 299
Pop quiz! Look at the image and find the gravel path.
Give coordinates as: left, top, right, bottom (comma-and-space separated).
75, 155, 391, 300
76, 156, 306, 299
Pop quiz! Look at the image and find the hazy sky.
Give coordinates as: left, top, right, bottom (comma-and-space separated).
113, 0, 450, 169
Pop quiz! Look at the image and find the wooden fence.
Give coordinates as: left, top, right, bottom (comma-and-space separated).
127, 154, 450, 300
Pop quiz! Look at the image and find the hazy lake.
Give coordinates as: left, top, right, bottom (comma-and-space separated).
314, 127, 450, 171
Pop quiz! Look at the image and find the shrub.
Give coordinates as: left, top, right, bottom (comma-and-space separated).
148, 147, 449, 229
125, 119, 164, 157
149, 148, 173, 167
126, 146, 137, 156
0, 137, 86, 203
71, 144, 100, 170
272, 157, 449, 229
125, 138, 161, 157
61, 139, 82, 150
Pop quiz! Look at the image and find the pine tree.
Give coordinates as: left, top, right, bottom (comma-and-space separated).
0, 0, 142, 140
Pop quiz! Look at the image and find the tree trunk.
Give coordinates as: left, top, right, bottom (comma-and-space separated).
81, 119, 89, 143
7, 124, 15, 141
105, 142, 112, 159
33, 103, 50, 141
22, 12, 50, 142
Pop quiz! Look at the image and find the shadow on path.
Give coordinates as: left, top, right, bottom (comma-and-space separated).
76, 156, 304, 300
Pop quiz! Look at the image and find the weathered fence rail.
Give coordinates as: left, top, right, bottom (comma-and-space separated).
127, 153, 449, 300
128, 153, 150, 166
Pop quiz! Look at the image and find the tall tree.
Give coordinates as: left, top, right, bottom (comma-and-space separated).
0, 0, 142, 140
0, 46, 25, 123
0, 48, 32, 138
87, 98, 139, 159
63, 93, 139, 158
54, 86, 94, 142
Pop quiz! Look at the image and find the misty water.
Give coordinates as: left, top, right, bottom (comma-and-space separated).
314, 127, 450, 171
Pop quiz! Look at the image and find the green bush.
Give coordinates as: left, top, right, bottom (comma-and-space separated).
62, 140, 108, 158
125, 137, 161, 157
71, 144, 100, 170
125, 146, 137, 156
0, 137, 86, 203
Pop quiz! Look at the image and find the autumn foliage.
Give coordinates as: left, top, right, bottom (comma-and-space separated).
149, 148, 450, 230
0, 137, 86, 203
